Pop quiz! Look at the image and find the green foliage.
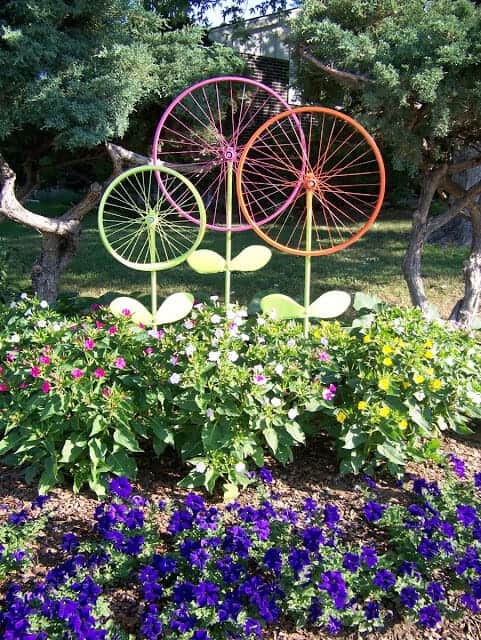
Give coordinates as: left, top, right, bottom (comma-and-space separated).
0, 296, 339, 496
325, 298, 481, 476
291, 0, 481, 174
0, 294, 480, 496
0, 0, 243, 179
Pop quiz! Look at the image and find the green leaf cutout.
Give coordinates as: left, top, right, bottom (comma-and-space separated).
307, 290, 351, 318
187, 249, 226, 274
155, 292, 194, 324
260, 294, 305, 320
230, 245, 271, 272
110, 296, 153, 325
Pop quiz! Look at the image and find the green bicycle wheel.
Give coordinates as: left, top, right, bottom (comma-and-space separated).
98, 165, 206, 272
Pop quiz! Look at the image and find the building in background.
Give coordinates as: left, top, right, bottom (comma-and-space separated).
208, 10, 300, 105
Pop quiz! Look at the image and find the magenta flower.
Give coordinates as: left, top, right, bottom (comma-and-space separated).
94, 368, 105, 379
114, 357, 126, 369
95, 321, 104, 329
71, 368, 84, 379
108, 326, 118, 335
121, 308, 132, 317
322, 384, 337, 401
30, 367, 41, 378
6, 353, 16, 362
144, 347, 154, 356
41, 381, 51, 393
90, 303, 101, 311
39, 355, 51, 365
83, 338, 96, 350
0, 383, 8, 392
253, 374, 266, 385
19, 382, 29, 389
319, 351, 330, 361
102, 387, 111, 397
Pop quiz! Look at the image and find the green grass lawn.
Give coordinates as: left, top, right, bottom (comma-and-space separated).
1, 192, 468, 318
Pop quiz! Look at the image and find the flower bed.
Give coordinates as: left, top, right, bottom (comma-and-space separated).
0, 295, 480, 498
1, 457, 481, 639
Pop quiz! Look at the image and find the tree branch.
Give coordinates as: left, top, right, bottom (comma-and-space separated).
299, 46, 374, 87
106, 142, 216, 175
448, 155, 481, 175
427, 179, 481, 236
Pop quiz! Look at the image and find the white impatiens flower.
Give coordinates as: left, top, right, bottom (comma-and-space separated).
274, 363, 284, 376
37, 320, 47, 328
210, 295, 219, 303
169, 373, 181, 384
24, 308, 32, 317
206, 408, 215, 420
226, 309, 236, 320
287, 338, 296, 347
8, 333, 20, 343
227, 350, 239, 363
256, 316, 266, 326
240, 333, 249, 342
271, 397, 282, 408
234, 462, 246, 473
184, 344, 195, 357
208, 351, 220, 362
9, 301, 16, 309
210, 314, 221, 324
214, 328, 224, 339
39, 300, 49, 309
184, 319, 195, 330
195, 461, 207, 473
52, 322, 63, 332
288, 407, 299, 420
20, 292, 28, 300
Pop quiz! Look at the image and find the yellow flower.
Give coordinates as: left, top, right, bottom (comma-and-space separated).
336, 411, 347, 424
424, 350, 434, 359
358, 400, 368, 411
379, 405, 390, 418
402, 381, 410, 389
430, 379, 442, 391
382, 345, 393, 355
426, 367, 434, 376
383, 357, 393, 367
378, 377, 390, 391
413, 373, 425, 385
363, 334, 371, 344
398, 419, 408, 430
425, 339, 433, 348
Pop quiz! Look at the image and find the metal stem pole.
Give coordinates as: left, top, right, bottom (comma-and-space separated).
149, 224, 158, 330
225, 160, 234, 307
304, 189, 313, 338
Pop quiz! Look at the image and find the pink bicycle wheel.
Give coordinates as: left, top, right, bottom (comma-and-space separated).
152, 76, 301, 232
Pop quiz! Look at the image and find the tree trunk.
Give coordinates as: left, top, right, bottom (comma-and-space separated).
402, 165, 447, 312
449, 207, 481, 327
31, 228, 81, 303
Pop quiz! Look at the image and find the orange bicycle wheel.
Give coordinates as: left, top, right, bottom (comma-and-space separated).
237, 106, 385, 256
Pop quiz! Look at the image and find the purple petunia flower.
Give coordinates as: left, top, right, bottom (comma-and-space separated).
418, 604, 441, 628
109, 476, 132, 500
259, 467, 273, 484
373, 568, 396, 591
426, 581, 445, 602
364, 600, 380, 620
141, 605, 162, 639
456, 504, 478, 527
343, 552, 360, 573
400, 586, 419, 608
361, 546, 378, 568
324, 503, 340, 528
448, 453, 465, 478
195, 581, 219, 607
363, 501, 385, 523
61, 533, 79, 553
244, 617, 263, 638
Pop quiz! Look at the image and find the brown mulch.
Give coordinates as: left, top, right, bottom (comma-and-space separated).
1, 431, 481, 640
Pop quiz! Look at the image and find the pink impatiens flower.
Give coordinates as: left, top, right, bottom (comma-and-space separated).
322, 384, 337, 401
121, 308, 132, 317
102, 387, 111, 397
41, 381, 51, 393
83, 338, 96, 351
114, 357, 126, 369
108, 326, 118, 335
0, 383, 8, 392
94, 368, 105, 378
30, 367, 41, 378
71, 368, 84, 379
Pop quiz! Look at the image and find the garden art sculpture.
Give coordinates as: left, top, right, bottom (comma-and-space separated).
99, 76, 385, 332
